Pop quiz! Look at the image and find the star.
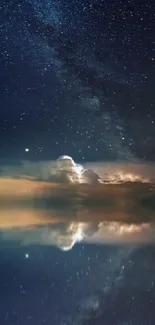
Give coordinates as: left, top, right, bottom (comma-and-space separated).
25, 148, 29, 152
25, 253, 29, 259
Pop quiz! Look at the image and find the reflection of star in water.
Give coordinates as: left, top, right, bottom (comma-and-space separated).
25, 253, 29, 259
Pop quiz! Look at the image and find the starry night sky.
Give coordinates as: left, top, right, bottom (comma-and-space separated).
0, 243, 155, 325
1, 2, 155, 323
1, 0, 155, 162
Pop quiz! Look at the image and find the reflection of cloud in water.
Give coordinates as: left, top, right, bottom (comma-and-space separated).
1, 222, 97, 251
1, 221, 155, 250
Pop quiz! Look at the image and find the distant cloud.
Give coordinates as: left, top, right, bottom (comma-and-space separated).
0, 156, 155, 249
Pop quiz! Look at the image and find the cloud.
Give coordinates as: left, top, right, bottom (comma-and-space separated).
1, 156, 155, 183
0, 156, 155, 249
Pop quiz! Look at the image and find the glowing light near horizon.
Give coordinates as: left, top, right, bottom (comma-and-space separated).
101, 222, 150, 236
103, 171, 151, 184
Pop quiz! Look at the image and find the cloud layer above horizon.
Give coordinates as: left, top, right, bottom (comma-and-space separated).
0, 156, 155, 250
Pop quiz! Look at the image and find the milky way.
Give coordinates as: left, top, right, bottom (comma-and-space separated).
1, 0, 155, 162
1, 3, 155, 325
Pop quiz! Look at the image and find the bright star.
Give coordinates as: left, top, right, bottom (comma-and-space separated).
25, 148, 29, 152
25, 253, 29, 259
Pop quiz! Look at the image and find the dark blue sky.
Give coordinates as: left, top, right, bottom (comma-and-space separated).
1, 0, 155, 162
1, 3, 155, 323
